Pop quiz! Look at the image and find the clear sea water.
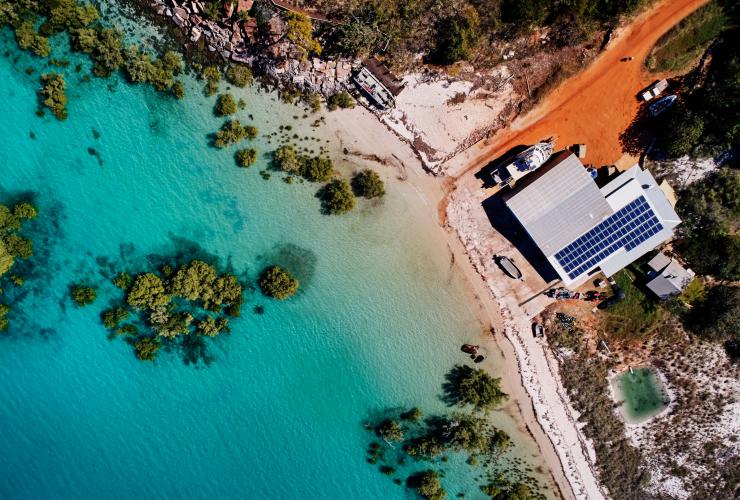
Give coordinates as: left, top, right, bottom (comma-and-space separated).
0, 12, 553, 499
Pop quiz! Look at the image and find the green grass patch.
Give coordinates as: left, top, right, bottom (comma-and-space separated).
647, 2, 727, 73
602, 270, 662, 339
678, 277, 705, 305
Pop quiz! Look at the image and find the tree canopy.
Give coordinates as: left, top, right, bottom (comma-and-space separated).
352, 169, 385, 198
676, 168, 739, 281
443, 365, 508, 411
259, 266, 299, 300
319, 179, 355, 215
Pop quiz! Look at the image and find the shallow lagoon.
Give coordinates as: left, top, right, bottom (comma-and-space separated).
0, 14, 552, 499
612, 367, 668, 424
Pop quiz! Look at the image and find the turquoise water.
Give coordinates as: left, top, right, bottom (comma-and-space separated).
0, 18, 551, 499
612, 367, 667, 423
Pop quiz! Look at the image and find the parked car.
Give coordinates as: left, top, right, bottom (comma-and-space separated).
532, 323, 544, 338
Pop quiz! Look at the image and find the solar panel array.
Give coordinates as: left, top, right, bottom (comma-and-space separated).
554, 196, 664, 280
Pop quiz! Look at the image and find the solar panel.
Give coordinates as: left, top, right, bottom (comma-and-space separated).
554, 196, 663, 279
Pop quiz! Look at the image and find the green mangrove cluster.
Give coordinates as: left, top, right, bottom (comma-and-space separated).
0, 201, 38, 331
364, 365, 542, 499
101, 260, 243, 362
2, 0, 186, 119
258, 266, 299, 300
274, 145, 385, 215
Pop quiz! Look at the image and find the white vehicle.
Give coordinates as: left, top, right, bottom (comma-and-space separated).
641, 79, 669, 102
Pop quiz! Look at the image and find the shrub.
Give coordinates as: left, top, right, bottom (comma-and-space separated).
274, 145, 301, 174
351, 169, 385, 198
101, 307, 129, 329
406, 470, 445, 500
225, 65, 253, 87
300, 155, 333, 182
319, 179, 356, 215
235, 148, 257, 168
327, 90, 355, 110
70, 285, 97, 306
285, 12, 321, 60
215, 93, 237, 116
171, 81, 185, 99
39, 73, 68, 120
429, 7, 480, 65
443, 364, 508, 411
126, 273, 169, 309
112, 272, 132, 290
133, 336, 160, 361
213, 120, 249, 148
202, 65, 221, 96
377, 419, 404, 442
15, 21, 50, 57
400, 407, 423, 422
685, 285, 739, 342
259, 265, 299, 300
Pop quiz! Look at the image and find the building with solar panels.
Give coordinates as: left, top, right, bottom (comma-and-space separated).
505, 151, 681, 286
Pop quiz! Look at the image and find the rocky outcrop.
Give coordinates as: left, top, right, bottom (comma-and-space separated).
142, 0, 354, 96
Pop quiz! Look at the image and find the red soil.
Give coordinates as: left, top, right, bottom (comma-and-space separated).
456, 0, 709, 175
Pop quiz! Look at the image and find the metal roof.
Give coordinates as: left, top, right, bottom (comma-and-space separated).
505, 153, 681, 285
505, 152, 612, 256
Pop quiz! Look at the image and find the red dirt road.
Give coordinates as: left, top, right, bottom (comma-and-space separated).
456, 0, 709, 175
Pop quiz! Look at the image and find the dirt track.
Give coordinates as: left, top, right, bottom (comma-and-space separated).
455, 0, 709, 175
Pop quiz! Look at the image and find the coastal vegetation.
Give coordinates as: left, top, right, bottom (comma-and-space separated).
406, 470, 445, 500
0, 200, 38, 331
15, 21, 51, 57
235, 148, 258, 168
225, 65, 253, 87
351, 169, 385, 199
647, 2, 727, 73
100, 259, 243, 362
39, 73, 68, 120
285, 12, 322, 60
675, 168, 739, 281
655, 7, 739, 158
3, 0, 188, 111
442, 364, 508, 412
327, 91, 355, 111
363, 366, 541, 499
318, 179, 355, 215
258, 266, 299, 300
70, 284, 97, 306
201, 66, 221, 96
215, 93, 238, 116
273, 145, 334, 182
548, 322, 648, 499
319, 0, 647, 68
212, 120, 257, 148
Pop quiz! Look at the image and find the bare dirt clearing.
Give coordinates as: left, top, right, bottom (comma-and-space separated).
447, 0, 710, 176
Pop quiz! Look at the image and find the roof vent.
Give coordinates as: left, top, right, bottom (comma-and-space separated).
642, 184, 650, 189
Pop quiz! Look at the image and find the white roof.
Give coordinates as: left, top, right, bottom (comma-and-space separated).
647, 252, 672, 272
647, 259, 695, 299
506, 155, 681, 286
505, 152, 612, 256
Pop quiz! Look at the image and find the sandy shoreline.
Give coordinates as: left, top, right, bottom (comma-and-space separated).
320, 105, 587, 499
315, 2, 714, 497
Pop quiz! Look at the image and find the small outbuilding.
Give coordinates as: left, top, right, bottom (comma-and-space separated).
646, 252, 695, 299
